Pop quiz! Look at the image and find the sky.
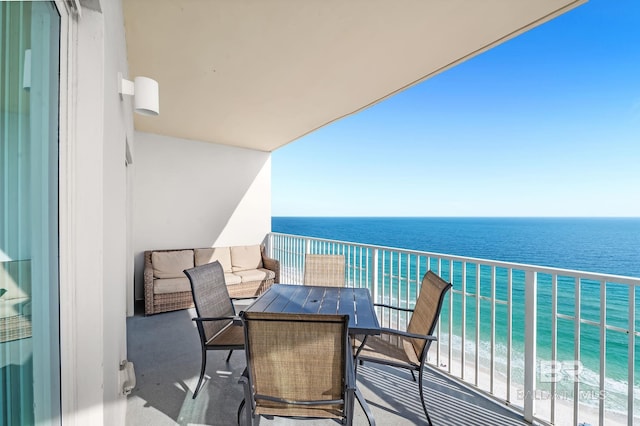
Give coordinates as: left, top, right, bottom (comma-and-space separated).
272, 0, 640, 217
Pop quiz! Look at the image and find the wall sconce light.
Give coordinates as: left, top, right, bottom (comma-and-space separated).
118, 72, 159, 116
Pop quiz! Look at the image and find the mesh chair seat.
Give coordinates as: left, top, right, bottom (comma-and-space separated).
205, 322, 244, 347
256, 399, 344, 419
354, 333, 421, 367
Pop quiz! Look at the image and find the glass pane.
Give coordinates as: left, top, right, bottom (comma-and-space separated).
0, 1, 61, 425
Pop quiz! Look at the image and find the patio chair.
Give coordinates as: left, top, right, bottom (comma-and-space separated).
303, 254, 346, 287
237, 311, 355, 425
184, 261, 245, 399
354, 270, 452, 425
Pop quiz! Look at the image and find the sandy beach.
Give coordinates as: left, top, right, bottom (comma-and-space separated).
430, 340, 634, 426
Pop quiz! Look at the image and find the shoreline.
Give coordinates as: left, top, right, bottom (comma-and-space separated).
430, 341, 635, 426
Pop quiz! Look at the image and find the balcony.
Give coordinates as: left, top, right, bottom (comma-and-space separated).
126, 232, 639, 425
126, 303, 528, 425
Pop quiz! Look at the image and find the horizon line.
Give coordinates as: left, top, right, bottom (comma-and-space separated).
271, 215, 640, 219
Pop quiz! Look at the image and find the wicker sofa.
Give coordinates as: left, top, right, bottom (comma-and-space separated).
0, 260, 32, 343
144, 245, 279, 315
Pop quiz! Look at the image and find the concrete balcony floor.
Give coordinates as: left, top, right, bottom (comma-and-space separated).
126, 303, 529, 426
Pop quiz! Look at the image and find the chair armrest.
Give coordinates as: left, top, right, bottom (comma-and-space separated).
143, 251, 155, 315
192, 316, 241, 326
345, 341, 356, 390
378, 327, 438, 342
261, 254, 280, 283
373, 303, 414, 313
191, 315, 240, 322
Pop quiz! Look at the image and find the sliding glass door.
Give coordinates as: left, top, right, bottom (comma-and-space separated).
0, 1, 61, 425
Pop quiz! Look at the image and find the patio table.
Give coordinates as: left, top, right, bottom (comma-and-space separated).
244, 283, 379, 425
245, 283, 380, 335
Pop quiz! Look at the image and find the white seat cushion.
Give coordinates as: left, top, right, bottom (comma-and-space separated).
234, 268, 275, 283
153, 277, 191, 294
224, 273, 242, 285
0, 298, 29, 319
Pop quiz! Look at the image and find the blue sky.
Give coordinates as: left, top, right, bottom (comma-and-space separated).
272, 0, 640, 217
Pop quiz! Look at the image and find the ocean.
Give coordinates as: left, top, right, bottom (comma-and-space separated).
271, 217, 640, 420
272, 217, 640, 278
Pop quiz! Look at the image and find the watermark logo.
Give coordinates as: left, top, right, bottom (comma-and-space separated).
517, 389, 605, 401
539, 360, 584, 383
516, 360, 606, 402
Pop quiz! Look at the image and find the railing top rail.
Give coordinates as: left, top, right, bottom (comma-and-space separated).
269, 232, 640, 285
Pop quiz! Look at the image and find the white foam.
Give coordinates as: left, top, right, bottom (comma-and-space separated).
435, 332, 640, 420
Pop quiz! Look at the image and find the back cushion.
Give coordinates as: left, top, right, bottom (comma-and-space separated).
230, 245, 263, 272
152, 250, 194, 279
194, 247, 232, 272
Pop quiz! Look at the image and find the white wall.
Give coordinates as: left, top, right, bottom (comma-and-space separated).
64, 1, 272, 423
62, 6, 105, 425
132, 132, 272, 301
100, 0, 133, 424
60, 0, 132, 425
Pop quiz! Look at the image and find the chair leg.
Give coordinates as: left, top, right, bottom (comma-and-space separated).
193, 347, 207, 399
410, 370, 417, 382
355, 387, 376, 426
226, 349, 233, 362
237, 399, 245, 425
418, 367, 433, 426
239, 374, 254, 426
345, 388, 355, 426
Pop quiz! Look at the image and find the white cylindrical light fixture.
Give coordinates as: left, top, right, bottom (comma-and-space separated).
118, 72, 159, 116
133, 76, 159, 116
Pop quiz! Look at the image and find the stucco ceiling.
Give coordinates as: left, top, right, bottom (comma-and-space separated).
122, 0, 585, 152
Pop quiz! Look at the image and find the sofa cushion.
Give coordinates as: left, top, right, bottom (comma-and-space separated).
153, 277, 191, 294
224, 273, 242, 285
194, 247, 232, 272
230, 245, 263, 272
0, 298, 30, 319
234, 268, 275, 283
0, 260, 31, 300
152, 250, 194, 279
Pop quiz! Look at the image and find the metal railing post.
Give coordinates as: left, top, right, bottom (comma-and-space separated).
628, 285, 636, 426
524, 270, 537, 423
372, 248, 379, 303
461, 262, 467, 380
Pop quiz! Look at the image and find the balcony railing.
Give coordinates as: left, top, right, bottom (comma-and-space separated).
266, 232, 640, 426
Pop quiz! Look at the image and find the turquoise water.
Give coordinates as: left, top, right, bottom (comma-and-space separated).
272, 217, 640, 416
272, 217, 640, 278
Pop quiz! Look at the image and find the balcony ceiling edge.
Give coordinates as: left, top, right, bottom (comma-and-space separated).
122, 0, 586, 152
